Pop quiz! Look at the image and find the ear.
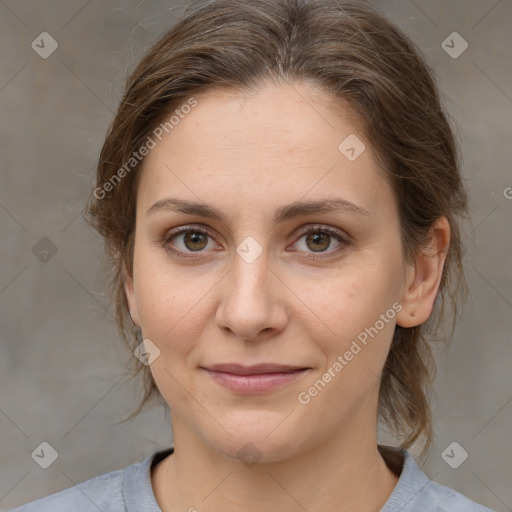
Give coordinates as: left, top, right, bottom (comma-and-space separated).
396, 217, 450, 328
123, 263, 141, 328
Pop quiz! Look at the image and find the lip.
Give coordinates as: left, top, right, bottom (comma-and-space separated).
201, 363, 310, 394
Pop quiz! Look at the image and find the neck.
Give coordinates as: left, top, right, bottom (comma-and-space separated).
152, 416, 400, 512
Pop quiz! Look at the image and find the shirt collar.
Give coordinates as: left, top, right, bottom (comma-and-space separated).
378, 445, 434, 511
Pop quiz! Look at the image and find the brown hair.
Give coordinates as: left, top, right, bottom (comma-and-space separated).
85, 0, 469, 458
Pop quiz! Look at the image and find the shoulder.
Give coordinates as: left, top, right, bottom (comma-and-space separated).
8, 446, 173, 512
379, 446, 497, 512
8, 465, 128, 512
422, 479, 497, 512
8, 447, 174, 512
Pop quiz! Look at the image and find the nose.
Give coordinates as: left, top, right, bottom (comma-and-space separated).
215, 246, 288, 343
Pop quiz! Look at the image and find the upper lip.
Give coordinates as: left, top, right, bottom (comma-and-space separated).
202, 364, 309, 375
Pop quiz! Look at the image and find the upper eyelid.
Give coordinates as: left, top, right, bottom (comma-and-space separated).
293, 224, 349, 239
164, 224, 217, 242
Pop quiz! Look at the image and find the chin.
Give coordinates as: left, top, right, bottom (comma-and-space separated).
216, 436, 300, 466
199, 411, 308, 465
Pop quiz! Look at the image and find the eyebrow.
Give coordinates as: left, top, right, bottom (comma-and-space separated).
146, 196, 371, 225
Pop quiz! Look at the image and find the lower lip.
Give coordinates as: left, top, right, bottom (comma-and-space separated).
204, 369, 309, 394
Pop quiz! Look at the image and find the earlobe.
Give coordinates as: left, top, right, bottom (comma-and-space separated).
396, 217, 450, 328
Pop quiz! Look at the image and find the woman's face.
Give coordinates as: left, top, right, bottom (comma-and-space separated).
125, 81, 416, 462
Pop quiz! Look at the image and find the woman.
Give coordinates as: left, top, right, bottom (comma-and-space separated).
11, 0, 497, 510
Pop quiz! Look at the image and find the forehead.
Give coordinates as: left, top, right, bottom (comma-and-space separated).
149, 82, 367, 159
137, 81, 395, 220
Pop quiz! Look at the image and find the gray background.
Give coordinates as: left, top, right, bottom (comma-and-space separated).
0, 0, 510, 510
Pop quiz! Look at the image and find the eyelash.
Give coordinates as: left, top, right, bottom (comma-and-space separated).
161, 224, 351, 261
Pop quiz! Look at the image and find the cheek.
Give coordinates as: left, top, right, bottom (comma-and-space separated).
135, 269, 207, 408
299, 256, 400, 344
297, 272, 400, 420
133, 254, 215, 355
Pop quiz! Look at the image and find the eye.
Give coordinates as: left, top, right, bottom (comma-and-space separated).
161, 224, 351, 260
289, 225, 351, 260
162, 225, 219, 258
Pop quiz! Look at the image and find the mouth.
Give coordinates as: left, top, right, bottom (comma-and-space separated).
200, 363, 311, 394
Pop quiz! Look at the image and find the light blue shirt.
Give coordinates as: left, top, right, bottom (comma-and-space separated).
9, 445, 497, 511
